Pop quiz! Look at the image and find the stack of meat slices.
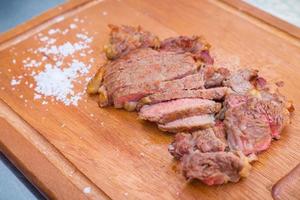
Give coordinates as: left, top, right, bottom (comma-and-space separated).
87, 25, 294, 186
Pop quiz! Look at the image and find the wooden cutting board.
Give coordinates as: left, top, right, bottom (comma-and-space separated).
0, 0, 300, 199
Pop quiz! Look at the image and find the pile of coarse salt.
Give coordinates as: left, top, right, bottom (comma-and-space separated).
34, 60, 89, 106
9, 18, 96, 106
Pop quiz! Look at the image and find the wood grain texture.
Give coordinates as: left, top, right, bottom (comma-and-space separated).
0, 0, 299, 199
0, 100, 111, 200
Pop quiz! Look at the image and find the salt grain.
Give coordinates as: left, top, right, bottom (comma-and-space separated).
8, 69, 11, 72
102, 11, 108, 16
12, 59, 16, 64
55, 16, 65, 23
58, 42, 75, 56
34, 94, 41, 99
62, 29, 69, 35
48, 38, 56, 44
40, 36, 49, 42
56, 61, 63, 66
76, 33, 88, 40
11, 79, 21, 86
48, 29, 60, 35
70, 24, 77, 29
83, 187, 91, 194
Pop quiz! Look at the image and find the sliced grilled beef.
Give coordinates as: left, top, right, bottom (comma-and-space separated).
213, 121, 227, 145
181, 151, 245, 185
168, 128, 227, 159
87, 25, 295, 186
160, 36, 214, 64
111, 65, 230, 109
224, 92, 291, 155
223, 69, 258, 94
103, 24, 160, 60
202, 66, 231, 88
113, 74, 204, 109
168, 133, 193, 159
100, 49, 200, 107
103, 49, 199, 92
139, 98, 221, 123
158, 114, 215, 133
139, 87, 228, 107
225, 97, 272, 155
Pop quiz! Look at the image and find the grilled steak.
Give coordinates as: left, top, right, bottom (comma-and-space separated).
110, 65, 230, 109
103, 49, 198, 93
139, 87, 228, 106
168, 128, 227, 159
223, 69, 258, 94
103, 24, 160, 60
202, 66, 231, 88
225, 96, 272, 155
113, 74, 205, 109
139, 98, 221, 123
213, 121, 227, 145
224, 92, 291, 155
100, 48, 201, 107
158, 114, 215, 133
160, 36, 214, 64
181, 151, 246, 185
87, 24, 294, 186
168, 133, 193, 159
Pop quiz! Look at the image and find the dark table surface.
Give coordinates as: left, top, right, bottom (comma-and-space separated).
0, 0, 65, 33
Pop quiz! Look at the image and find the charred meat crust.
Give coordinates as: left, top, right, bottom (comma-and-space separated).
104, 24, 160, 60
160, 35, 214, 64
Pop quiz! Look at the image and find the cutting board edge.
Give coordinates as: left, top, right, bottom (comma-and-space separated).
0, 0, 299, 199
220, 0, 300, 40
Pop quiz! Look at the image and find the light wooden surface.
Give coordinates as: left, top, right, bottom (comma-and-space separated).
221, 0, 300, 39
0, 99, 110, 200
0, 0, 299, 199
